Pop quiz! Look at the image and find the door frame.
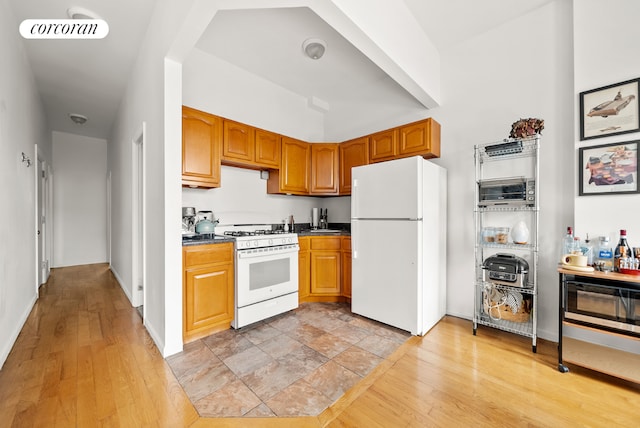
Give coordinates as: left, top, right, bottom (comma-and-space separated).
131, 122, 147, 315
35, 144, 52, 290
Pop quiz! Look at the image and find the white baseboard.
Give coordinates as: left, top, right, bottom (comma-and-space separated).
0, 294, 37, 370
108, 265, 180, 358
109, 265, 134, 307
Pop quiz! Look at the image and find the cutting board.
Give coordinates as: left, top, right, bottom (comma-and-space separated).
561, 264, 594, 272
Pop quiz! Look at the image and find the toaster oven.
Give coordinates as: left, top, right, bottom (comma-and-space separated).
478, 176, 535, 207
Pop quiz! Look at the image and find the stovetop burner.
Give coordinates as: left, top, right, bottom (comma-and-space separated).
224, 229, 288, 237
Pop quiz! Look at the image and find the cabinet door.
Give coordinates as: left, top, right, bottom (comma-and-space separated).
339, 137, 369, 194
278, 137, 310, 194
255, 129, 281, 168
398, 118, 441, 159
310, 251, 341, 295
184, 263, 234, 335
341, 237, 352, 298
310, 143, 339, 195
369, 129, 397, 163
298, 238, 310, 301
182, 107, 222, 188
223, 119, 254, 163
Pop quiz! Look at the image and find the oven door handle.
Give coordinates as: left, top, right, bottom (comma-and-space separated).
237, 244, 299, 259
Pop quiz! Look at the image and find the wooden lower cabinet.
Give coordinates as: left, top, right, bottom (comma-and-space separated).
298, 237, 310, 301
183, 243, 234, 342
299, 236, 351, 303
341, 237, 352, 299
310, 251, 341, 295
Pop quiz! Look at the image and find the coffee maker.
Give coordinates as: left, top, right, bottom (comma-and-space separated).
182, 207, 196, 234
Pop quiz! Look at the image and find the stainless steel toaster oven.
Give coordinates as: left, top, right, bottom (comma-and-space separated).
478, 176, 535, 207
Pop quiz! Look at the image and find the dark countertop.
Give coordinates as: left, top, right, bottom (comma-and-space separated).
182, 235, 235, 246
297, 229, 350, 237
182, 224, 351, 246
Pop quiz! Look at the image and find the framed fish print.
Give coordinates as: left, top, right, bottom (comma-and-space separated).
578, 140, 639, 196
579, 78, 640, 140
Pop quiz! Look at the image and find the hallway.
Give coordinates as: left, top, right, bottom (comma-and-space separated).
0, 264, 199, 427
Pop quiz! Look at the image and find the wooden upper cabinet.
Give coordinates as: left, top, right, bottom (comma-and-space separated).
267, 137, 310, 195
369, 118, 441, 163
222, 120, 254, 163
182, 106, 222, 188
339, 136, 369, 194
254, 129, 280, 168
222, 120, 281, 169
310, 143, 339, 195
398, 118, 441, 159
369, 129, 398, 163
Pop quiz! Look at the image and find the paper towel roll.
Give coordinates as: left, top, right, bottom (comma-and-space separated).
312, 208, 319, 228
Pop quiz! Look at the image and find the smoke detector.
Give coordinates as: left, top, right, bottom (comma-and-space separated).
69, 113, 88, 125
67, 7, 101, 20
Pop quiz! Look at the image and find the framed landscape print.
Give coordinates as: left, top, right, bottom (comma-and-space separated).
579, 78, 640, 140
578, 141, 639, 196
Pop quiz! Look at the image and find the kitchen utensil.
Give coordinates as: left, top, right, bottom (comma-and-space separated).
182, 207, 196, 233
196, 210, 214, 222
182, 207, 196, 217
195, 218, 219, 234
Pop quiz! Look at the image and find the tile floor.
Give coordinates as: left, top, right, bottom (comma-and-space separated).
167, 302, 410, 417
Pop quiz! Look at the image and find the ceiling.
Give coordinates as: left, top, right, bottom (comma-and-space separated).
8, 0, 553, 141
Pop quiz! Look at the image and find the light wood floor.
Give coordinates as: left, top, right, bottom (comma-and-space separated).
1, 264, 638, 427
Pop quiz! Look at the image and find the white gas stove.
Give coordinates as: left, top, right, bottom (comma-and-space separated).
217, 225, 299, 328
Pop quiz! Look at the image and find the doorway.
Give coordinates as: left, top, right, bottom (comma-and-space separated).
132, 123, 146, 319
36, 145, 51, 289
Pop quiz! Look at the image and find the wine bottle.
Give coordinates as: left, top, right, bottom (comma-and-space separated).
614, 229, 632, 272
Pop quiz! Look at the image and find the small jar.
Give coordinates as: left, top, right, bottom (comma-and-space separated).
495, 227, 510, 244
482, 227, 496, 243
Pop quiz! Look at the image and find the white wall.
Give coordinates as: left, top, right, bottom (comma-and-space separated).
183, 49, 325, 142
431, 0, 575, 341
571, 0, 640, 352
182, 166, 349, 227
573, 0, 640, 247
108, 0, 196, 357
52, 132, 107, 267
0, 0, 50, 368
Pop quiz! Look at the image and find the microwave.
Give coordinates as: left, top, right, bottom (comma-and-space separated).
478, 176, 535, 207
564, 277, 640, 336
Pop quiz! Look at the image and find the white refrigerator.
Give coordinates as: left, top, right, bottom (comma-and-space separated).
351, 156, 447, 336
